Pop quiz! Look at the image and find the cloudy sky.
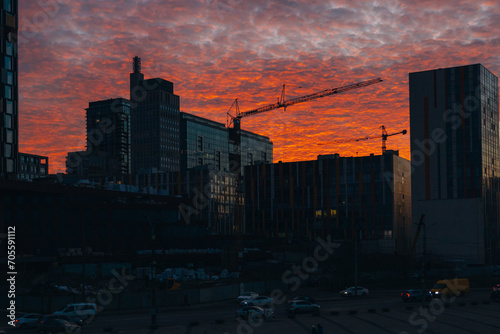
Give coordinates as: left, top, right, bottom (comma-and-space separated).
18, 0, 500, 173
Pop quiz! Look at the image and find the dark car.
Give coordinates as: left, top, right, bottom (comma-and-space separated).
286, 300, 320, 314
39, 319, 81, 334
290, 296, 316, 304
40, 314, 84, 328
401, 289, 431, 302
491, 283, 500, 300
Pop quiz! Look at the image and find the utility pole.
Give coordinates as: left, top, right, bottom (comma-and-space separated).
146, 216, 159, 328
354, 223, 358, 297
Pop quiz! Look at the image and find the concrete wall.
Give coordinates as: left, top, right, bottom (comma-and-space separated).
412, 198, 485, 264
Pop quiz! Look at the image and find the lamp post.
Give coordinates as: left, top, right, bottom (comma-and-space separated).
146, 216, 158, 328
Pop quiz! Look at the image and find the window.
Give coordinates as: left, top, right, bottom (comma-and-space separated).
4, 144, 12, 157
6, 71, 12, 85
4, 86, 11, 99
5, 41, 12, 56
6, 129, 13, 143
198, 157, 203, 166
6, 158, 13, 172
4, 56, 12, 70
248, 153, 253, 165
3, 0, 11, 12
4, 114, 11, 128
197, 135, 203, 151
6, 100, 12, 114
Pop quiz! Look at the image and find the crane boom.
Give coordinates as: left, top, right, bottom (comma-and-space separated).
227, 78, 383, 127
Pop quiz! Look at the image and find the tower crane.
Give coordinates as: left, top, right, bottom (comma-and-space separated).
225, 78, 383, 262
317, 125, 407, 154
227, 78, 383, 127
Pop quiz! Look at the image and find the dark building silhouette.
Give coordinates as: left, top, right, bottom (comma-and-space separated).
0, 179, 205, 257
19, 153, 48, 180
244, 151, 411, 255
66, 98, 131, 177
130, 56, 180, 173
410, 64, 500, 264
0, 0, 18, 178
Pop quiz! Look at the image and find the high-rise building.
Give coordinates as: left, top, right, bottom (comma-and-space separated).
66, 98, 131, 177
244, 151, 411, 255
410, 64, 500, 264
0, 0, 18, 178
130, 56, 180, 173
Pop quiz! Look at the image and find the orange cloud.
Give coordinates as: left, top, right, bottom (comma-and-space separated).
17, 0, 500, 173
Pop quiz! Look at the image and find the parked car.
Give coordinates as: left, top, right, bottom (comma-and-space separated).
237, 291, 259, 303
401, 289, 431, 302
39, 319, 81, 334
286, 300, 320, 314
40, 314, 84, 327
12, 313, 41, 329
236, 306, 274, 320
240, 296, 274, 307
491, 283, 500, 300
53, 302, 97, 320
340, 286, 369, 297
289, 296, 316, 303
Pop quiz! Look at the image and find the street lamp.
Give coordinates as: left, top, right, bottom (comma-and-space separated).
145, 216, 159, 328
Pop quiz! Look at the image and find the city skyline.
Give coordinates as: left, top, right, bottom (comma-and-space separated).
18, 0, 500, 173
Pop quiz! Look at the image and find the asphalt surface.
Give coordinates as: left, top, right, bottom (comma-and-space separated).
3, 288, 498, 334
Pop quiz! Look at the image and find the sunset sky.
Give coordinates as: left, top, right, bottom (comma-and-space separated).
18, 0, 500, 173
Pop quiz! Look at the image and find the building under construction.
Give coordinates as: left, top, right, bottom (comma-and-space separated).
243, 150, 412, 255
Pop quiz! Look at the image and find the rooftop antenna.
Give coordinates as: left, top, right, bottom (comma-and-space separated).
133, 56, 142, 74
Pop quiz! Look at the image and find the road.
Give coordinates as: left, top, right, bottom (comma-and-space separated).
3, 290, 499, 334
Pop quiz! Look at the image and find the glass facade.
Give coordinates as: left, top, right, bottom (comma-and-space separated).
180, 113, 230, 171
410, 64, 500, 264
180, 112, 273, 173
0, 0, 17, 177
244, 152, 412, 253
180, 112, 273, 234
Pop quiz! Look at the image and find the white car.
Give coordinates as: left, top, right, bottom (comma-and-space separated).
340, 286, 369, 297
240, 296, 274, 307
237, 291, 258, 303
236, 306, 274, 320
53, 302, 97, 320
